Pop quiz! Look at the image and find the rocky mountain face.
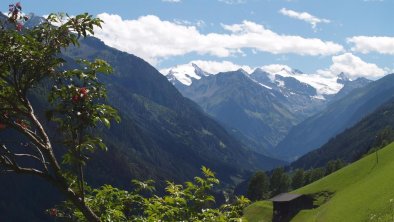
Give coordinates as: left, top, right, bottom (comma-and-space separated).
249, 68, 325, 119
179, 69, 298, 153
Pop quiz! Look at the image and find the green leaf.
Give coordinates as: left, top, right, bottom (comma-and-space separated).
102, 117, 110, 128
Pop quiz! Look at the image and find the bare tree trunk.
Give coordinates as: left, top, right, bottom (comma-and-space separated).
27, 103, 101, 221
49, 174, 100, 222
66, 190, 100, 222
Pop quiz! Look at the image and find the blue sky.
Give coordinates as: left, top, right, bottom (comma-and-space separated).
3, 0, 394, 79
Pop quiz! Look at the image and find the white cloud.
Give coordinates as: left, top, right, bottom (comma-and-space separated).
94, 14, 343, 65
317, 53, 386, 79
162, 0, 181, 2
260, 64, 292, 74
279, 8, 330, 29
218, 0, 247, 4
347, 36, 394, 55
173, 19, 205, 28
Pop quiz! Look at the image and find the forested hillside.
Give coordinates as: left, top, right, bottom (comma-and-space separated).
291, 98, 394, 169
275, 74, 394, 160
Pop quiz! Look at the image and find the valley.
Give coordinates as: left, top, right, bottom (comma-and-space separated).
1, 2, 393, 221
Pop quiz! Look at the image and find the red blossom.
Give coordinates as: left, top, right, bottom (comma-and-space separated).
0, 123, 6, 130
16, 23, 23, 31
79, 87, 88, 97
49, 208, 58, 217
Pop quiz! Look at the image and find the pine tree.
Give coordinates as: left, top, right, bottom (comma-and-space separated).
270, 167, 290, 196
247, 171, 270, 201
291, 169, 305, 189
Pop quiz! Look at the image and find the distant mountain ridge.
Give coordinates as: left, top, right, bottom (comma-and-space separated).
163, 63, 371, 155
162, 63, 359, 97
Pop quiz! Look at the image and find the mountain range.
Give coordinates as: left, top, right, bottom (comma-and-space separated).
163, 63, 371, 156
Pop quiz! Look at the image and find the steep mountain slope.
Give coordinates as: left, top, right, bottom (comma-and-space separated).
179, 69, 299, 152
275, 74, 394, 160
244, 142, 394, 222
291, 98, 394, 170
66, 37, 285, 182
292, 142, 394, 221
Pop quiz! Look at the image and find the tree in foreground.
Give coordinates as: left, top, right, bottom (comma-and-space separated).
0, 3, 250, 221
291, 169, 305, 189
247, 171, 270, 201
270, 167, 290, 196
0, 3, 117, 221
58, 166, 250, 221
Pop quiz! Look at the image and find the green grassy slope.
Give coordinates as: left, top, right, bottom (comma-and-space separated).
243, 201, 273, 222
244, 142, 394, 222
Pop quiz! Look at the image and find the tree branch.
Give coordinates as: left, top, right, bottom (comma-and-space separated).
0, 144, 49, 179
14, 153, 44, 162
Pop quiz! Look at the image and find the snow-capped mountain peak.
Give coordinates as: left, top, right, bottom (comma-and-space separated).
162, 63, 209, 86
162, 62, 372, 98
257, 66, 343, 96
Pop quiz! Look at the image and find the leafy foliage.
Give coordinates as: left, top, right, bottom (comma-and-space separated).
245, 160, 346, 202
247, 171, 270, 201
0, 3, 118, 221
291, 169, 304, 190
47, 58, 120, 168
57, 167, 250, 222
269, 167, 290, 196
